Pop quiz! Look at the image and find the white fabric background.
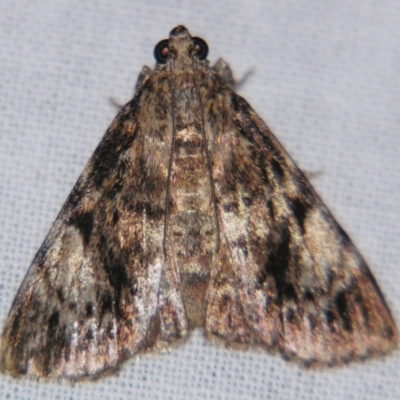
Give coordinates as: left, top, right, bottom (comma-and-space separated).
1, 1, 399, 399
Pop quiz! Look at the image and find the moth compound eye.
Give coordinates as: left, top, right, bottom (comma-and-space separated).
192, 37, 208, 60
154, 39, 169, 64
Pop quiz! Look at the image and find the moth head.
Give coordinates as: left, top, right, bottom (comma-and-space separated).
153, 25, 208, 64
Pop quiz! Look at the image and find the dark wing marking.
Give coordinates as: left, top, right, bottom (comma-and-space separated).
204, 72, 397, 365
0, 67, 188, 379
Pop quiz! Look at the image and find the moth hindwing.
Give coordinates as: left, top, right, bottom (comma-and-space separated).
0, 25, 397, 380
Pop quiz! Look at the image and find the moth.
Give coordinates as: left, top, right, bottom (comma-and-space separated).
1, 25, 397, 380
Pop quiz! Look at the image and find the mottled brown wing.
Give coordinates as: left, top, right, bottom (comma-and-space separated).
0, 67, 188, 379
204, 79, 397, 365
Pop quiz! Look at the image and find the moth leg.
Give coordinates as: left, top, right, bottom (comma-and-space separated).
213, 58, 253, 89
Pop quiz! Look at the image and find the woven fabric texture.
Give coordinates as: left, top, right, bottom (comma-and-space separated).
0, 1, 399, 399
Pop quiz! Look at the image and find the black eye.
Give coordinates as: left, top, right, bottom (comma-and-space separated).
192, 37, 208, 60
153, 37, 209, 63
154, 39, 169, 64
